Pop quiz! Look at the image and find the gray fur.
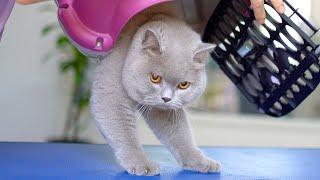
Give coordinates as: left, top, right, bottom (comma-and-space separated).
90, 3, 220, 176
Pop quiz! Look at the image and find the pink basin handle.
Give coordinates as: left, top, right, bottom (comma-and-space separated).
57, 0, 172, 57
0, 0, 15, 41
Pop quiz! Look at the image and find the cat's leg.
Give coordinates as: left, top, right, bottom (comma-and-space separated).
144, 108, 221, 173
91, 95, 160, 176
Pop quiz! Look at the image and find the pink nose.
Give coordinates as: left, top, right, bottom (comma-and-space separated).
162, 97, 171, 103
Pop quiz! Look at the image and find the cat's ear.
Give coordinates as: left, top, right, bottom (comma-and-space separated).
142, 29, 162, 56
193, 43, 216, 67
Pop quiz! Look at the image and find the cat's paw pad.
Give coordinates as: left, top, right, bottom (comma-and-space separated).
183, 157, 221, 173
125, 160, 160, 176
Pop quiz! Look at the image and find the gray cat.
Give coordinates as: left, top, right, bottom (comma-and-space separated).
90, 2, 220, 176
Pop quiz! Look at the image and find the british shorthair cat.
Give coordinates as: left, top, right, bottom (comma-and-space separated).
90, 2, 220, 176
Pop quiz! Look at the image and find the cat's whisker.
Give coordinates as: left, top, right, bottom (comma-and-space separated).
169, 102, 181, 110
174, 98, 183, 107
171, 110, 174, 122
177, 110, 182, 121
172, 110, 176, 124
142, 105, 149, 114
175, 110, 178, 122
175, 110, 178, 123
146, 105, 152, 121
136, 104, 143, 113
142, 99, 158, 106
168, 109, 173, 121
135, 106, 143, 120
135, 103, 141, 109
135, 104, 145, 118
136, 104, 148, 121
171, 109, 175, 121
143, 96, 157, 102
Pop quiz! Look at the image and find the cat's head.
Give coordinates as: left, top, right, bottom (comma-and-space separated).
122, 16, 215, 110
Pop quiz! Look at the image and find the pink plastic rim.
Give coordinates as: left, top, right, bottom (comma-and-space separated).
57, 0, 172, 56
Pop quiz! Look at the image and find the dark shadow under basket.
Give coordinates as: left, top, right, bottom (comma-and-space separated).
203, 0, 320, 117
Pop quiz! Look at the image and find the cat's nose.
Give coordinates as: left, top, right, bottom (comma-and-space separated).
161, 97, 171, 103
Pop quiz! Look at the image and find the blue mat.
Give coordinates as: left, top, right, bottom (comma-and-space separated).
0, 142, 319, 179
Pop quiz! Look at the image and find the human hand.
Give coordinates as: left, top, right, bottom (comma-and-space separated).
251, 0, 285, 24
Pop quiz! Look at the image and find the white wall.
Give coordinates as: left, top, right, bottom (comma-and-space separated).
287, 0, 311, 17
0, 3, 72, 142
311, 0, 320, 25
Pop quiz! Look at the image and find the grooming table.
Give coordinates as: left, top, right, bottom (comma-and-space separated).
0, 142, 319, 179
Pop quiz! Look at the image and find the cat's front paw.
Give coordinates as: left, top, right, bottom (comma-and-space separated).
119, 155, 160, 176
125, 160, 160, 176
182, 156, 221, 173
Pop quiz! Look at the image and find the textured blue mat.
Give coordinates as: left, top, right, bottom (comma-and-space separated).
0, 142, 319, 179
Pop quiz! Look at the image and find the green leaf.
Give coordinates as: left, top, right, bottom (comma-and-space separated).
56, 36, 70, 48
60, 61, 75, 73
42, 24, 57, 36
78, 97, 89, 109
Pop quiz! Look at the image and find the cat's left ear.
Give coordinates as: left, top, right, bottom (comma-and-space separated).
193, 43, 216, 67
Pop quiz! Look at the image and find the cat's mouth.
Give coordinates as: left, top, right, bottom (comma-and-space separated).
143, 103, 181, 110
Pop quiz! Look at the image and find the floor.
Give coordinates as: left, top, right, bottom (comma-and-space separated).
1, 142, 319, 179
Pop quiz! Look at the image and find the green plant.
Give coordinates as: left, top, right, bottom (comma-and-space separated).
42, 23, 90, 142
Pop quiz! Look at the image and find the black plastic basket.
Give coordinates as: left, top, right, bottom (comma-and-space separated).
203, 0, 320, 117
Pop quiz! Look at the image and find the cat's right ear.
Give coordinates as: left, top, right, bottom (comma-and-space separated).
142, 29, 162, 56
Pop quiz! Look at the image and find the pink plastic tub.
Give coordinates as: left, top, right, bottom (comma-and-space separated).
0, 0, 15, 41
57, 0, 172, 57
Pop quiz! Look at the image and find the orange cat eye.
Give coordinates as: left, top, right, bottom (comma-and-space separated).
150, 73, 162, 84
178, 81, 191, 89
